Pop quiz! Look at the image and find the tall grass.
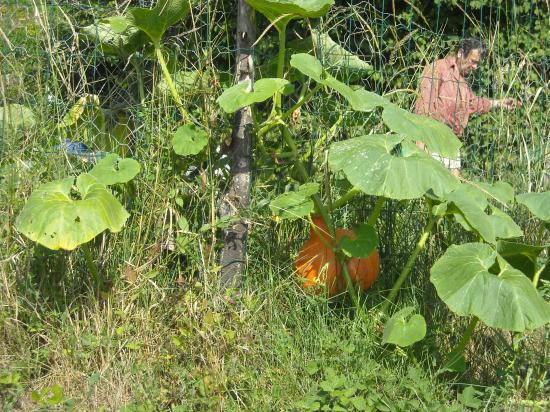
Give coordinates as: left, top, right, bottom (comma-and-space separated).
1, 0, 548, 410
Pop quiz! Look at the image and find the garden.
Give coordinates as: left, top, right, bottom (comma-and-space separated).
1, 0, 549, 410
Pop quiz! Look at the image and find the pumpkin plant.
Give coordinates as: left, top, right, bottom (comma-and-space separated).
15, 154, 140, 288
80, 0, 208, 156
217, 0, 463, 309
214, 0, 550, 369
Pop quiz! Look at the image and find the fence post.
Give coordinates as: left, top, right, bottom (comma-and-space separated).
218, 0, 256, 289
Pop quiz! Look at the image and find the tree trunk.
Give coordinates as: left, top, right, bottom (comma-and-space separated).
218, 1, 255, 289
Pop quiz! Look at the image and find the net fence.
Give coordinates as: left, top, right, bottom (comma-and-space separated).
1, 0, 548, 261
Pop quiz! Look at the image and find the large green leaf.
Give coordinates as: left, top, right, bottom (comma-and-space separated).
381, 105, 461, 158
430, 243, 550, 331
0, 104, 36, 137
16, 174, 129, 251
217, 78, 292, 113
382, 307, 427, 347
130, 0, 193, 45
472, 181, 515, 205
496, 240, 549, 278
290, 53, 392, 112
245, 0, 333, 31
269, 183, 319, 220
313, 31, 372, 73
328, 134, 459, 200
172, 124, 208, 156
89, 154, 141, 186
340, 223, 378, 258
443, 185, 522, 244
81, 16, 144, 56
516, 192, 550, 222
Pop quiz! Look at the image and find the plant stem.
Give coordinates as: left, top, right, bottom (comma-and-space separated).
337, 251, 360, 308
456, 317, 479, 353
154, 45, 190, 122
272, 27, 287, 116
82, 243, 101, 290
281, 83, 322, 121
132, 57, 145, 105
532, 264, 545, 288
276, 28, 286, 80
381, 213, 439, 315
332, 187, 361, 210
367, 197, 386, 226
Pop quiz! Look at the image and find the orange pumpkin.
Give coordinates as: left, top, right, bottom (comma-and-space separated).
295, 215, 380, 296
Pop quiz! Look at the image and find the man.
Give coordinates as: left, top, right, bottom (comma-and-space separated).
415, 38, 519, 176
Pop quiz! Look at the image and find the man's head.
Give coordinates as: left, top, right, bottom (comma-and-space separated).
456, 38, 487, 76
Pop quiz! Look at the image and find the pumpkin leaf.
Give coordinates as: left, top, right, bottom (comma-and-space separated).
430, 243, 550, 331
245, 0, 333, 31
312, 30, 372, 74
60, 94, 104, 130
471, 181, 515, 205
496, 240, 549, 278
440, 349, 467, 373
458, 386, 483, 409
290, 53, 391, 112
381, 105, 461, 158
172, 124, 208, 156
157, 70, 212, 97
516, 192, 550, 222
269, 183, 319, 220
340, 223, 377, 258
328, 134, 459, 200
217, 78, 293, 113
382, 307, 427, 347
130, 0, 193, 45
443, 185, 522, 244
89, 153, 141, 186
81, 16, 144, 56
0, 104, 36, 137
15, 174, 129, 251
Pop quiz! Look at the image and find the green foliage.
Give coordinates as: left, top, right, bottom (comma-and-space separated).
245, 0, 334, 31
290, 53, 391, 111
269, 182, 319, 220
130, 0, 193, 45
496, 240, 549, 279
439, 184, 523, 244
382, 105, 461, 158
382, 307, 427, 347
516, 192, 550, 222
15, 174, 130, 250
31, 384, 74, 409
0, 103, 36, 138
340, 223, 378, 258
172, 125, 209, 156
329, 134, 458, 199
297, 364, 461, 411
217, 78, 292, 113
81, 16, 144, 57
89, 154, 141, 186
430, 243, 550, 331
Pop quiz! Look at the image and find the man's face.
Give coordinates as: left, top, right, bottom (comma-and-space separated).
457, 48, 482, 76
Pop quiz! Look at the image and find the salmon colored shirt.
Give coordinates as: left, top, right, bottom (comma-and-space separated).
415, 55, 493, 136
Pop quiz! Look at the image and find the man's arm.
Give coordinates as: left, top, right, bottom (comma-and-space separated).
469, 94, 520, 116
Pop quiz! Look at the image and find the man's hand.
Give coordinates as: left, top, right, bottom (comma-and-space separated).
493, 98, 521, 110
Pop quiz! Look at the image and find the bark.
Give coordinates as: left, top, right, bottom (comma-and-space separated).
218, 1, 255, 289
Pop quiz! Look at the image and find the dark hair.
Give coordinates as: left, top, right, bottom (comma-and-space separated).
458, 38, 487, 59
